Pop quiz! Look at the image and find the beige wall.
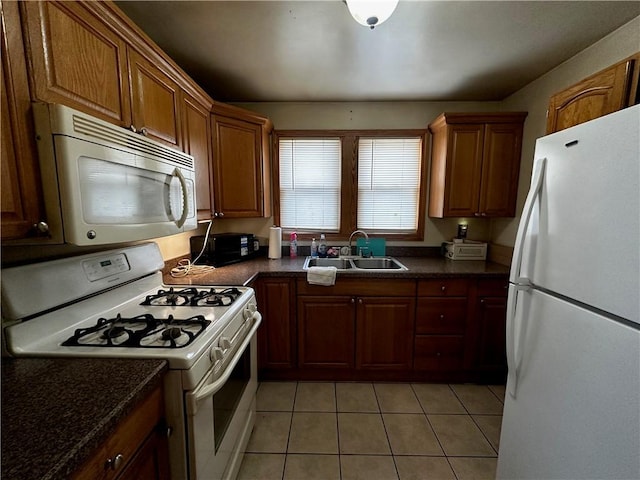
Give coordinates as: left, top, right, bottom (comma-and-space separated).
492, 15, 640, 247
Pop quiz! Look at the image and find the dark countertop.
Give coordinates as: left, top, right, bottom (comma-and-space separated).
164, 255, 510, 286
1, 357, 168, 480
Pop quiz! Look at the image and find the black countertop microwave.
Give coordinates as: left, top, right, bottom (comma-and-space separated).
190, 233, 260, 267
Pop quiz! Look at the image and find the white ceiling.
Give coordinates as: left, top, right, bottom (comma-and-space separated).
115, 1, 640, 102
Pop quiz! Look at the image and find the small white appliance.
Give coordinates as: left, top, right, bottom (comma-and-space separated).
2, 243, 262, 480
496, 105, 640, 479
31, 103, 197, 246
443, 240, 487, 260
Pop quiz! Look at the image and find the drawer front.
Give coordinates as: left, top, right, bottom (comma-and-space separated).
414, 335, 465, 371
297, 278, 415, 296
416, 298, 467, 334
418, 279, 468, 297
477, 278, 509, 297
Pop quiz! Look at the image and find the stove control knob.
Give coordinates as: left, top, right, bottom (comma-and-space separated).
219, 337, 231, 350
243, 303, 257, 320
210, 346, 224, 362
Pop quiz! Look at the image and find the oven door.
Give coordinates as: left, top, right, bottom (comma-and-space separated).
185, 314, 261, 480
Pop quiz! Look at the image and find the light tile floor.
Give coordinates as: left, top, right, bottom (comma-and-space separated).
238, 382, 505, 480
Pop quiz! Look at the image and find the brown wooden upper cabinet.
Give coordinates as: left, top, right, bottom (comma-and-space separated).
21, 1, 132, 126
4, 0, 217, 240
1, 0, 45, 241
128, 49, 182, 149
19, 1, 203, 149
182, 93, 214, 222
546, 53, 640, 134
211, 103, 272, 219
428, 112, 527, 218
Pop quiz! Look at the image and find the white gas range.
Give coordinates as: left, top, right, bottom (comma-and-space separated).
1, 243, 262, 480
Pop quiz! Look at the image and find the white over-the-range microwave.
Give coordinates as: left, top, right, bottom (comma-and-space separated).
30, 103, 197, 246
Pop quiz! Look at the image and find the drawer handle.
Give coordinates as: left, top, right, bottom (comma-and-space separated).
106, 453, 125, 471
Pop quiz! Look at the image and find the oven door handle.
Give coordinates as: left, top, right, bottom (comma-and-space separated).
185, 311, 262, 415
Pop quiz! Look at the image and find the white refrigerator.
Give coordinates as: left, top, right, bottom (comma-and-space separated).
496, 105, 640, 480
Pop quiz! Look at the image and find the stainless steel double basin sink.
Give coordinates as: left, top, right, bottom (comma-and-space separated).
303, 256, 408, 271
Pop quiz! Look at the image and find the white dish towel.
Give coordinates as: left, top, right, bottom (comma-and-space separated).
306, 266, 337, 286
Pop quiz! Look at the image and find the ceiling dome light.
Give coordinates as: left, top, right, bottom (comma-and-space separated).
346, 0, 399, 29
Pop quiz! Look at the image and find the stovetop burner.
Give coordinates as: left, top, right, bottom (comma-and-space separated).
62, 313, 211, 348
140, 287, 242, 307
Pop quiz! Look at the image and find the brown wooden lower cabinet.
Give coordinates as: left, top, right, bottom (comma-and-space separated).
298, 296, 355, 369
355, 297, 415, 370
255, 277, 296, 373
257, 275, 507, 383
471, 278, 509, 383
72, 383, 169, 480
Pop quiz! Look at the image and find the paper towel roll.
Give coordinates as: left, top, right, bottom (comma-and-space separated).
268, 226, 282, 259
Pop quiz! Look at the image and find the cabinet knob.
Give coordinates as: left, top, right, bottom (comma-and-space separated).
351, 298, 355, 304
358, 298, 363, 304
33, 221, 49, 234
106, 453, 125, 471
219, 212, 225, 217
436, 352, 441, 357
480, 299, 485, 304
213, 212, 219, 217
474, 212, 481, 217
481, 212, 487, 217
441, 285, 446, 292
129, 124, 137, 133
139, 127, 148, 136
440, 314, 445, 319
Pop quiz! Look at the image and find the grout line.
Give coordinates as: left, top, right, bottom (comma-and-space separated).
281, 381, 298, 480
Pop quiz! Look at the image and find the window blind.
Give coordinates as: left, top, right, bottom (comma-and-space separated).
357, 137, 422, 231
279, 138, 342, 230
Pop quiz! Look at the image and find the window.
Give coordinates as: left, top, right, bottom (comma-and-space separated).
357, 138, 422, 232
274, 130, 426, 240
278, 138, 341, 231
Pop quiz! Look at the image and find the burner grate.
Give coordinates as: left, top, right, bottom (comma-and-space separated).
62, 314, 211, 348
140, 287, 243, 308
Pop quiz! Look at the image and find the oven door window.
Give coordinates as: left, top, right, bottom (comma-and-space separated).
213, 348, 250, 452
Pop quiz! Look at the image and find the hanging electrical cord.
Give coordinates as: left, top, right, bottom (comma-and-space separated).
170, 220, 216, 277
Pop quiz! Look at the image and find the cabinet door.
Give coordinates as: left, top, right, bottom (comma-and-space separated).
475, 296, 507, 378
297, 296, 354, 369
256, 278, 296, 371
182, 93, 213, 221
1, 0, 45, 241
443, 124, 484, 217
211, 115, 266, 218
128, 48, 182, 148
546, 57, 637, 134
117, 427, 170, 480
21, 1, 130, 125
478, 122, 522, 217
356, 297, 415, 370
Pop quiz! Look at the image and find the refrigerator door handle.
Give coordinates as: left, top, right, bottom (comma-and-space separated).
510, 157, 546, 284
506, 283, 531, 398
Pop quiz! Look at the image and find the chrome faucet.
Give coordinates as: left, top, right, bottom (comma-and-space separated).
348, 230, 370, 257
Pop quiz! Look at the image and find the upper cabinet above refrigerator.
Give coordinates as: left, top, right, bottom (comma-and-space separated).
546, 52, 640, 134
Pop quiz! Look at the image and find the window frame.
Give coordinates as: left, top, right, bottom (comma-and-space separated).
273, 129, 428, 241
